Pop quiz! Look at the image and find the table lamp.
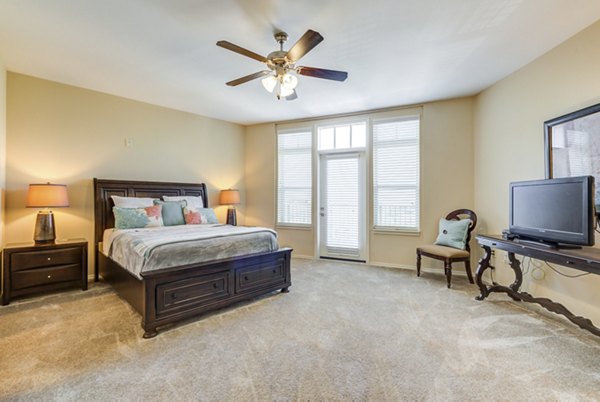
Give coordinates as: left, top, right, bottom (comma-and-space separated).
219, 189, 240, 226
26, 183, 69, 244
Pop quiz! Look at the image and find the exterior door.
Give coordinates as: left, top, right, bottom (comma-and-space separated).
319, 152, 366, 261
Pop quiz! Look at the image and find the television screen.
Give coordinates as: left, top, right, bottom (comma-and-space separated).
509, 176, 595, 246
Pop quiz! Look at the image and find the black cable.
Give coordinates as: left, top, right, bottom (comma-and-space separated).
543, 261, 591, 278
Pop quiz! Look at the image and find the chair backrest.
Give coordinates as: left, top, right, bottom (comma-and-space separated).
445, 209, 477, 253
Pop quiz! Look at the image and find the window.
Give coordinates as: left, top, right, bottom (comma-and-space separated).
318, 122, 367, 151
277, 130, 312, 226
373, 117, 420, 231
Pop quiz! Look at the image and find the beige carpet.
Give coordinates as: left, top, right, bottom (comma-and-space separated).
1, 258, 599, 401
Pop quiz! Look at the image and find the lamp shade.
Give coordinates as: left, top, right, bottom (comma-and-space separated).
219, 189, 240, 205
26, 183, 69, 208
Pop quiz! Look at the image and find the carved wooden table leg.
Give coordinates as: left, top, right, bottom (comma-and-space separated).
505, 252, 524, 301
475, 245, 492, 301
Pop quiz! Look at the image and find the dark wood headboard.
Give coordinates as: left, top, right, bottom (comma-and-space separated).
93, 178, 208, 247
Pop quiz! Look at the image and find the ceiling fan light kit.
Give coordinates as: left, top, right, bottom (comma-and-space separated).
217, 29, 348, 100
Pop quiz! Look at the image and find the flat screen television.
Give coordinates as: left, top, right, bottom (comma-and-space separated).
509, 176, 595, 247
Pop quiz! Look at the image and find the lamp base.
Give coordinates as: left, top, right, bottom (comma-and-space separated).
226, 207, 237, 226
34, 211, 56, 244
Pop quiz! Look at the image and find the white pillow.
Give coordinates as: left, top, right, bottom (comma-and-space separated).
163, 196, 204, 210
111, 195, 156, 208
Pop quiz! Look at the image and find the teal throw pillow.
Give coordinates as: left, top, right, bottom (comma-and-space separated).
434, 218, 470, 250
154, 200, 185, 226
197, 208, 219, 224
113, 205, 164, 229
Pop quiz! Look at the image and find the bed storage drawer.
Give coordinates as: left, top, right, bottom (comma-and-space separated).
235, 258, 286, 293
156, 271, 231, 315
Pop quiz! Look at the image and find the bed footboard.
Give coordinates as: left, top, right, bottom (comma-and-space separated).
100, 248, 292, 338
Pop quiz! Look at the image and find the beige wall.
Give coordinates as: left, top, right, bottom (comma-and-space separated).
245, 98, 475, 268
0, 63, 6, 246
473, 20, 600, 324
5, 73, 246, 272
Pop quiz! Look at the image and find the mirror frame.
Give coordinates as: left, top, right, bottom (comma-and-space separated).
544, 102, 600, 179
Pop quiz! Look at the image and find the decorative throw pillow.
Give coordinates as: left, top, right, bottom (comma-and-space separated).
153, 200, 185, 226
434, 218, 470, 250
163, 196, 204, 210
113, 205, 164, 229
184, 211, 202, 225
111, 195, 156, 208
183, 207, 218, 224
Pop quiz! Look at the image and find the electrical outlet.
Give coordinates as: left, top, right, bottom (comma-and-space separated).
125, 138, 133, 148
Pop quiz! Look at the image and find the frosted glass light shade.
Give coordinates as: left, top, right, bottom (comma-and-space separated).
261, 75, 277, 93
281, 73, 298, 90
279, 86, 294, 98
26, 183, 69, 208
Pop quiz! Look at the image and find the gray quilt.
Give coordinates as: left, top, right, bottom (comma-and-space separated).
103, 224, 279, 278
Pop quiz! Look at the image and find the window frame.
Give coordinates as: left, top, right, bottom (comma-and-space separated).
276, 127, 314, 229
317, 120, 368, 153
371, 115, 421, 233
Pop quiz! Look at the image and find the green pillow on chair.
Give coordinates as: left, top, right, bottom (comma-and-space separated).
434, 218, 470, 250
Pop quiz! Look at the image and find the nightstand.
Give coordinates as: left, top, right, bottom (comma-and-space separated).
1, 240, 88, 305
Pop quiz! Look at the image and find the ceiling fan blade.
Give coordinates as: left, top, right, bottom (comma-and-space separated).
297, 66, 348, 82
226, 70, 272, 86
286, 30, 324, 62
217, 40, 268, 63
285, 90, 298, 101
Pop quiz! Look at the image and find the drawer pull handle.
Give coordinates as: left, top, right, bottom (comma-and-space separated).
171, 293, 177, 299
244, 276, 249, 281
272, 269, 277, 274
213, 283, 218, 289
47, 257, 51, 261
47, 275, 52, 279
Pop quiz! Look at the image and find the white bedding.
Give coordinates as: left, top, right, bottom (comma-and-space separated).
102, 224, 279, 278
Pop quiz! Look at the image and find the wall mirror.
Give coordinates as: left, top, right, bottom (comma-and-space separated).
545, 102, 600, 207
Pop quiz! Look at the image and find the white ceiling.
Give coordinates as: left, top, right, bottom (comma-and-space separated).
0, 0, 599, 125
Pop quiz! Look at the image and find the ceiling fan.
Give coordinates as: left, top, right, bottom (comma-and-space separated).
217, 29, 348, 100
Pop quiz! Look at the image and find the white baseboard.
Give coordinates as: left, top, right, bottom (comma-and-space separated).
291, 254, 315, 260
291, 256, 469, 278
369, 261, 469, 278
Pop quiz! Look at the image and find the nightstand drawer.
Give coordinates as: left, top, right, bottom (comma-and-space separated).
10, 247, 81, 271
11, 264, 82, 290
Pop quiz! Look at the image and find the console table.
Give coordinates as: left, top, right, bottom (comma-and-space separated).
475, 234, 600, 337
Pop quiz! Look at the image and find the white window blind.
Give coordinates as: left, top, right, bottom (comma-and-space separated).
325, 155, 360, 256
373, 117, 420, 230
277, 130, 312, 226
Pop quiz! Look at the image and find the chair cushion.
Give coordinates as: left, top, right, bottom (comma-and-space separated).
417, 244, 469, 259
434, 218, 470, 250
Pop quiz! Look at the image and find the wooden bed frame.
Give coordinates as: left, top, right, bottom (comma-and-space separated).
94, 178, 292, 338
